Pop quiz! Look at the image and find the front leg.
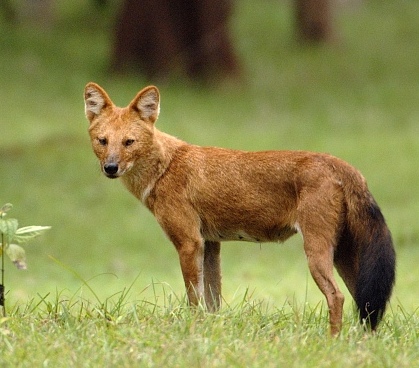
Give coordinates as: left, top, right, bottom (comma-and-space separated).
177, 239, 205, 307
155, 205, 206, 309
204, 241, 221, 311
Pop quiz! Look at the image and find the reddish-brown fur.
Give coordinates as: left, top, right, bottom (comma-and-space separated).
84, 83, 395, 335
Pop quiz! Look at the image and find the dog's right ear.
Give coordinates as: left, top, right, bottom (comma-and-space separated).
84, 82, 113, 122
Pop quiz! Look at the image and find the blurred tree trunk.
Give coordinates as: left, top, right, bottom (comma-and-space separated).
0, 0, 17, 23
22, 0, 54, 27
295, 0, 333, 42
111, 0, 239, 80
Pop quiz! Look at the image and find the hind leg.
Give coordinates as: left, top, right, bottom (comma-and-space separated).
203, 241, 222, 311
334, 234, 357, 298
304, 240, 345, 335
298, 180, 346, 334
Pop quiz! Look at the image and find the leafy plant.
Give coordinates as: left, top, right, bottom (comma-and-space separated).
0, 203, 50, 313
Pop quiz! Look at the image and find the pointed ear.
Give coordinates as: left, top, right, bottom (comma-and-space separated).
84, 82, 113, 122
129, 86, 160, 123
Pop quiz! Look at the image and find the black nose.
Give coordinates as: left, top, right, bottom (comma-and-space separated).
104, 163, 119, 175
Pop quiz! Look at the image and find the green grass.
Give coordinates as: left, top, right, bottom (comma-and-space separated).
1, 0, 419, 365
1, 291, 419, 367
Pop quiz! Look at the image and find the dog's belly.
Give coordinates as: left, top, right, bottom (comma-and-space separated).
201, 224, 297, 243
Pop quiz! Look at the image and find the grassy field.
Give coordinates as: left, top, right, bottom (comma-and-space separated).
1, 0, 419, 366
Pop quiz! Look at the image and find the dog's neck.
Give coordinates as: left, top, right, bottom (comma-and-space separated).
121, 128, 185, 205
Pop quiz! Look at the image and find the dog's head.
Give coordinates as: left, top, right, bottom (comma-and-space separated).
84, 83, 160, 178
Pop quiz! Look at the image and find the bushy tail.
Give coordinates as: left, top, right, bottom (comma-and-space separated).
352, 197, 396, 330
334, 159, 396, 330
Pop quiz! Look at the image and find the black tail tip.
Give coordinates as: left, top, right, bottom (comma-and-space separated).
359, 305, 384, 331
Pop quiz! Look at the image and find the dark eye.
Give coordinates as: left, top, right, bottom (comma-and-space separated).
124, 139, 135, 147
98, 137, 108, 146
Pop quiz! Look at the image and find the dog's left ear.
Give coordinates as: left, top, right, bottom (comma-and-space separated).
129, 86, 160, 123
84, 82, 113, 123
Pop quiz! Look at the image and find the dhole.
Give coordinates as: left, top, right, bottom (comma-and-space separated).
84, 82, 395, 335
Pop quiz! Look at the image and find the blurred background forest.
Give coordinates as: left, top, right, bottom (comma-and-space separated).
1, 0, 419, 314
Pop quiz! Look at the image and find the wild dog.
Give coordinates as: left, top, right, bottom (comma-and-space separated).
84, 82, 396, 335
